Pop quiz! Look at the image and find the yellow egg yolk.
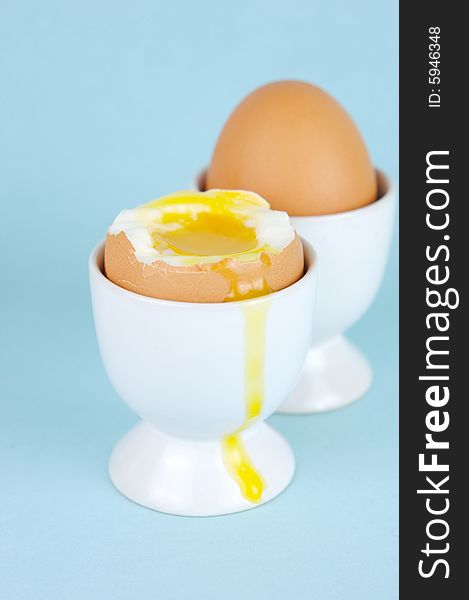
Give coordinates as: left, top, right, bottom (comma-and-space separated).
146, 190, 276, 306
144, 190, 277, 264
154, 210, 258, 256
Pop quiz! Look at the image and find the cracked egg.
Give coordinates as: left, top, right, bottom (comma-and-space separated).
104, 189, 304, 303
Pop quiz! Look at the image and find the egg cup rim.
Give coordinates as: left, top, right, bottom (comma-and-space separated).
89, 237, 317, 310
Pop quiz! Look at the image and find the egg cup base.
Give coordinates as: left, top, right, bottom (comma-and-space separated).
108, 419, 295, 517
277, 334, 372, 414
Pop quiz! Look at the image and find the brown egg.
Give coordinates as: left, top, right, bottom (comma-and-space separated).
206, 80, 377, 216
104, 190, 305, 303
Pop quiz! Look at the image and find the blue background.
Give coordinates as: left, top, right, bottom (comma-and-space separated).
0, 1, 398, 598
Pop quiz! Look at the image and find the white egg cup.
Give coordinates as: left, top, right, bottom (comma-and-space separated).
283, 170, 395, 413
89, 240, 318, 516
194, 169, 395, 413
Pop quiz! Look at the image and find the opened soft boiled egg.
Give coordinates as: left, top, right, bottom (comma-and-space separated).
104, 189, 304, 303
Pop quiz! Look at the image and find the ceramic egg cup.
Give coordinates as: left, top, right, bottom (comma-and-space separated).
283, 170, 395, 413
89, 241, 318, 516
195, 169, 395, 414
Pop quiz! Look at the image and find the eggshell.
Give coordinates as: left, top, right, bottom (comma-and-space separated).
104, 231, 304, 303
206, 80, 377, 216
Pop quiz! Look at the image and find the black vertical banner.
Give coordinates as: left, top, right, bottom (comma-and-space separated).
400, 2, 465, 597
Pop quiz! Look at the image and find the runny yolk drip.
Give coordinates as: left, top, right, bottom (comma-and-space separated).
147, 192, 275, 503
221, 300, 270, 503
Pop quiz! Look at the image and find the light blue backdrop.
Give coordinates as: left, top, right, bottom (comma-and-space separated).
0, 1, 398, 598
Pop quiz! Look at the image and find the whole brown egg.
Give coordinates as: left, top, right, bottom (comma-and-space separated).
206, 80, 377, 216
